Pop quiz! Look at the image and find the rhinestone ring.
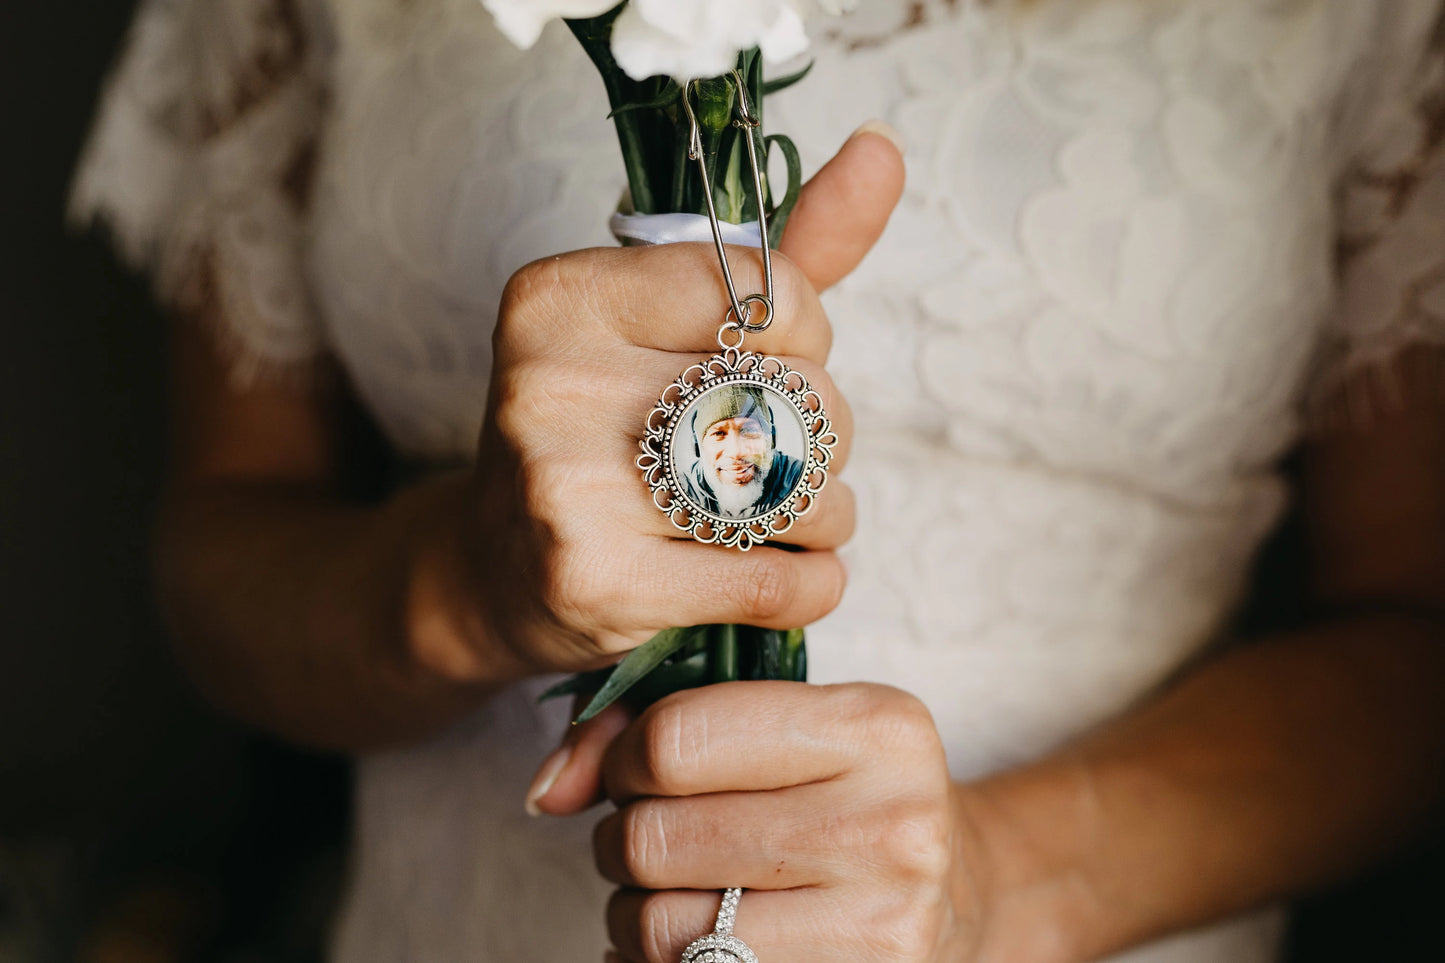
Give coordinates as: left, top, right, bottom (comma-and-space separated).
679, 888, 757, 963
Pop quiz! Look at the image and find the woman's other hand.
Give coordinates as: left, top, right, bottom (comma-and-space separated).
581, 681, 983, 963
407, 125, 906, 684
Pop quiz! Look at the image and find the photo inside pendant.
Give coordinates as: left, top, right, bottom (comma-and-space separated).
671, 383, 808, 522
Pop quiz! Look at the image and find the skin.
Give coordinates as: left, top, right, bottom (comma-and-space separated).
701, 414, 770, 489
160, 125, 1445, 961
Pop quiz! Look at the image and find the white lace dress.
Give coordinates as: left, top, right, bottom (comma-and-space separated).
72, 1, 1445, 960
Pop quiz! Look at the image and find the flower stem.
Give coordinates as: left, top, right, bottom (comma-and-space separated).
544, 18, 810, 721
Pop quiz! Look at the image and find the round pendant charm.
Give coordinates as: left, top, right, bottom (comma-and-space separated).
638, 345, 836, 551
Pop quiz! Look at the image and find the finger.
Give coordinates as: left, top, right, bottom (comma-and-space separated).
507, 244, 832, 362
607, 887, 851, 963
602, 682, 878, 802
591, 545, 848, 644
780, 121, 907, 293
525, 701, 633, 817
595, 782, 852, 890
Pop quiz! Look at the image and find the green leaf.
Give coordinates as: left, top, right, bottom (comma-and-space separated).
607, 80, 682, 118
762, 61, 814, 97
623, 647, 710, 707
574, 625, 706, 723
537, 666, 616, 703
764, 134, 802, 248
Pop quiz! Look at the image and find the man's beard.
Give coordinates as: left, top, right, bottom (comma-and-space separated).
707, 453, 773, 518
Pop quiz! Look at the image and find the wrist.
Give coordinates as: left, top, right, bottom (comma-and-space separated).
953, 762, 1103, 963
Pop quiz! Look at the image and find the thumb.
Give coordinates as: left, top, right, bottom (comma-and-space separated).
779, 120, 906, 293
524, 701, 633, 817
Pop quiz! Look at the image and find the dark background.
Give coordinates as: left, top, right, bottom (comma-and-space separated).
2, 3, 347, 961
1, 2, 1440, 961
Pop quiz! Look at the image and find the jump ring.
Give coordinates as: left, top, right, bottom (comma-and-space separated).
729, 294, 774, 333
717, 321, 746, 351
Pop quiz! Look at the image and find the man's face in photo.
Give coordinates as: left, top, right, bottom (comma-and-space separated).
700, 415, 772, 491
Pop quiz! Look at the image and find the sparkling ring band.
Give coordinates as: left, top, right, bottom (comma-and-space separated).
679, 888, 757, 963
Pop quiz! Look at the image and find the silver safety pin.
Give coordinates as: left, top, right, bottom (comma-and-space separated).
681, 71, 775, 337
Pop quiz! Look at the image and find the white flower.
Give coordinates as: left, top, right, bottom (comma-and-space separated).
482, 0, 619, 49
481, 0, 854, 81
803, 0, 859, 15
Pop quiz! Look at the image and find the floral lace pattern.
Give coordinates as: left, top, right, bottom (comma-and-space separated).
69, 0, 331, 381
72, 1, 1445, 961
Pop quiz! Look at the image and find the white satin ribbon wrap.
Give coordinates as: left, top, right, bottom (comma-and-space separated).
610, 211, 764, 248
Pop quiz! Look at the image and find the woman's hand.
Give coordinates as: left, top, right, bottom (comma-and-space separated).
405, 127, 906, 685
554, 681, 986, 963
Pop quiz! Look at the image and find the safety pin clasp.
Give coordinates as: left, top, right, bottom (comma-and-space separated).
682, 75, 775, 335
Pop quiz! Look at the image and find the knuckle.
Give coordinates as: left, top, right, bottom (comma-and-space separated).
821, 553, 848, 613
867, 893, 945, 962
490, 361, 562, 449
520, 451, 574, 522
807, 366, 842, 416
824, 682, 892, 736
828, 483, 859, 546
619, 800, 670, 887
774, 253, 830, 348
536, 535, 607, 631
867, 685, 942, 752
638, 890, 687, 963
825, 682, 945, 772
496, 258, 559, 349
881, 803, 953, 884
639, 698, 697, 794
508, 461, 576, 578
498, 251, 615, 353
500, 254, 575, 318
736, 553, 797, 623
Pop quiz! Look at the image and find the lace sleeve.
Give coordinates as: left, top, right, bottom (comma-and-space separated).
68, 0, 331, 383
1312, 4, 1445, 420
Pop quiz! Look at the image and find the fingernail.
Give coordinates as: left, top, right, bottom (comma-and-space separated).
524, 743, 573, 817
850, 118, 906, 155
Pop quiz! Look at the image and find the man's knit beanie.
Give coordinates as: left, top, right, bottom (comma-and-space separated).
691, 385, 773, 446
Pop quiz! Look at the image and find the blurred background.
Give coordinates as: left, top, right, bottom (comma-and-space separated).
2, 3, 348, 962
1, 2, 1440, 961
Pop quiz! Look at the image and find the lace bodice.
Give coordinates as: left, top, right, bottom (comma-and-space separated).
73, 2, 1445, 961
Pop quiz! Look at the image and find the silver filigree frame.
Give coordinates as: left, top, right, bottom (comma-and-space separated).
638, 346, 836, 551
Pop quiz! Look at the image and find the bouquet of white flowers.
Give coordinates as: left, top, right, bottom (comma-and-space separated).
481, 0, 852, 720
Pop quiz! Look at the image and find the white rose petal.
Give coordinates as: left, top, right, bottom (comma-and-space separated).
481, 0, 620, 49
755, 5, 809, 65
615, 0, 813, 80
611, 3, 738, 81
482, 0, 846, 81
